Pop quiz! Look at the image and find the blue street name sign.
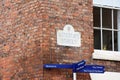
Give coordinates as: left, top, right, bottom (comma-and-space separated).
44, 60, 105, 80
43, 60, 105, 73
75, 60, 86, 71
78, 65, 105, 73
44, 64, 73, 69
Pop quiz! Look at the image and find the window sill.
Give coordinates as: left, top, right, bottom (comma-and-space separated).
92, 49, 120, 61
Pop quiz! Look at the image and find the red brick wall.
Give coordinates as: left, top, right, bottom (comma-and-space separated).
0, 0, 43, 80
42, 0, 93, 80
0, 0, 93, 80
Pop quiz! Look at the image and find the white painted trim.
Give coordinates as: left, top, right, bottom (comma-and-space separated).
90, 72, 120, 80
93, 0, 120, 9
93, 4, 120, 10
92, 50, 120, 61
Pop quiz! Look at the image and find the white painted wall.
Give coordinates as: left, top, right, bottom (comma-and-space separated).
93, 0, 120, 8
90, 72, 120, 80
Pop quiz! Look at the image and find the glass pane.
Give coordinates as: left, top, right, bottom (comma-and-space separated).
103, 30, 112, 51
114, 31, 118, 51
94, 29, 101, 49
102, 8, 112, 29
93, 7, 100, 27
114, 10, 117, 29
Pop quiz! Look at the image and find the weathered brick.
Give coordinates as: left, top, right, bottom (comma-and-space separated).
1, 0, 119, 80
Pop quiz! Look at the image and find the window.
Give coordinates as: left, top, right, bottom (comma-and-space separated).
93, 7, 119, 51
93, 0, 120, 61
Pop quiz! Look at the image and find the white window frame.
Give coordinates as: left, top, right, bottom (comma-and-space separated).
94, 7, 118, 51
93, 5, 120, 61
